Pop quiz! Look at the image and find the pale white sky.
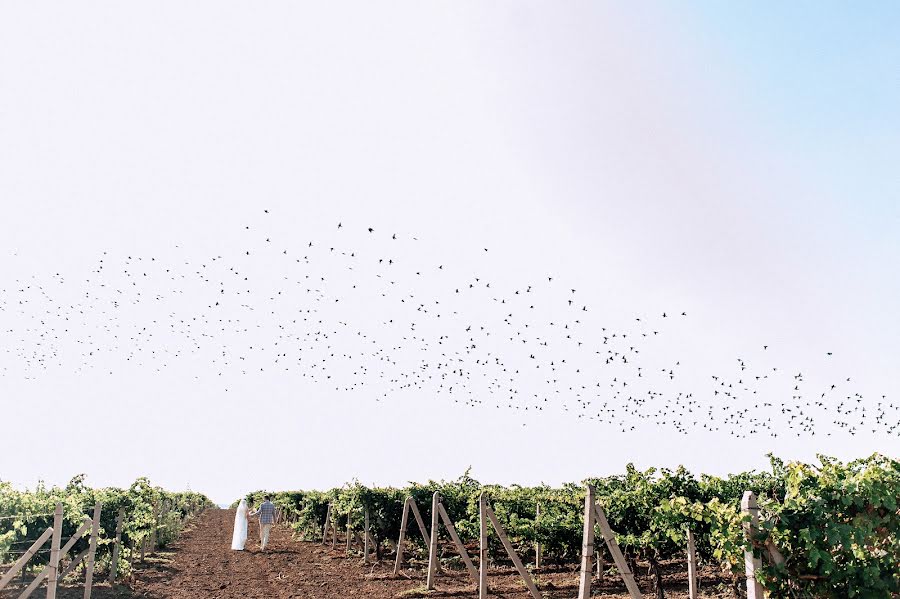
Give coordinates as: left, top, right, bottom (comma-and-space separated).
1, 2, 898, 504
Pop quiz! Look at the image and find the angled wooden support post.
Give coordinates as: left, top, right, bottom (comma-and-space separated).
408, 500, 431, 548
437, 502, 478, 583
109, 508, 125, 584
425, 492, 440, 590
23, 517, 94, 598
686, 527, 698, 599
593, 502, 642, 599
481, 495, 541, 599
0, 527, 54, 591
741, 491, 764, 599
394, 498, 412, 575
46, 503, 63, 599
395, 497, 437, 576
84, 503, 102, 599
579, 486, 643, 599
322, 503, 332, 545
59, 548, 91, 581
479, 493, 488, 598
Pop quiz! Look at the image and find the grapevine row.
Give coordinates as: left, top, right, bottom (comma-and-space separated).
242, 454, 899, 598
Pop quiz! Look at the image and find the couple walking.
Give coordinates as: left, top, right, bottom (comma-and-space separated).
231, 496, 276, 551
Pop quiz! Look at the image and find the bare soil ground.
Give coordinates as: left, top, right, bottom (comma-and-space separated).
4, 509, 737, 598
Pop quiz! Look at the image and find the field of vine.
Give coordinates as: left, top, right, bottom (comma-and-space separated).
241, 454, 899, 598
0, 476, 213, 587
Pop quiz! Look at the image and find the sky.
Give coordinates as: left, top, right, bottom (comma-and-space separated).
1, 2, 898, 505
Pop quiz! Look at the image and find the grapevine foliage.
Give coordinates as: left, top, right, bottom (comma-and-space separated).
1, 475, 213, 579
243, 454, 898, 598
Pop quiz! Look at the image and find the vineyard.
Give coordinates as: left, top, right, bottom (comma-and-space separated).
2, 454, 897, 599
0, 476, 213, 596
239, 454, 899, 598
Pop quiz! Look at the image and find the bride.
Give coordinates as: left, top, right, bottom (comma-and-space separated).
231, 499, 249, 550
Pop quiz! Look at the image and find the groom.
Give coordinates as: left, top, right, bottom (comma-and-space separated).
249, 495, 276, 550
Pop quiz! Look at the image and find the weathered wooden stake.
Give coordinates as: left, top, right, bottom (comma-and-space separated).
593, 503, 642, 599
579, 487, 643, 599
483, 501, 541, 599
394, 498, 439, 575
577, 486, 595, 599
109, 508, 124, 584
84, 503, 102, 599
22, 517, 93, 597
479, 493, 488, 598
331, 518, 337, 548
534, 503, 541, 569
409, 500, 432, 549
741, 491, 764, 599
686, 527, 698, 599
46, 503, 63, 599
437, 502, 478, 583
346, 513, 352, 553
59, 548, 90, 581
0, 527, 53, 591
394, 499, 411, 575
425, 492, 440, 590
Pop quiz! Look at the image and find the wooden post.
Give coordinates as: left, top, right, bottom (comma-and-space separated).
534, 503, 541, 569
577, 486, 595, 599
597, 548, 604, 578
346, 512, 352, 553
21, 518, 93, 598
741, 491, 764, 599
332, 518, 337, 548
140, 537, 146, 563
46, 503, 63, 599
593, 503, 643, 599
363, 509, 370, 565
84, 502, 102, 599
394, 499, 411, 575
109, 508, 124, 584
59, 548, 91, 581
686, 527, 698, 599
409, 500, 432, 548
0, 527, 53, 591
483, 501, 541, 599
479, 492, 488, 599
437, 502, 479, 583
425, 492, 440, 590
322, 503, 332, 545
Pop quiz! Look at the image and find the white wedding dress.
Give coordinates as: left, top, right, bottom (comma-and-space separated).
231, 499, 248, 550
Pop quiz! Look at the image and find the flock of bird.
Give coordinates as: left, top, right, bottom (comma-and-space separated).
1, 211, 897, 439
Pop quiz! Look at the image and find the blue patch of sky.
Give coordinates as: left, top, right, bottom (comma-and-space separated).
677, 1, 899, 238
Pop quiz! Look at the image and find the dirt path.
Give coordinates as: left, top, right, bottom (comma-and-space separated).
120, 509, 730, 599
131, 508, 475, 599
